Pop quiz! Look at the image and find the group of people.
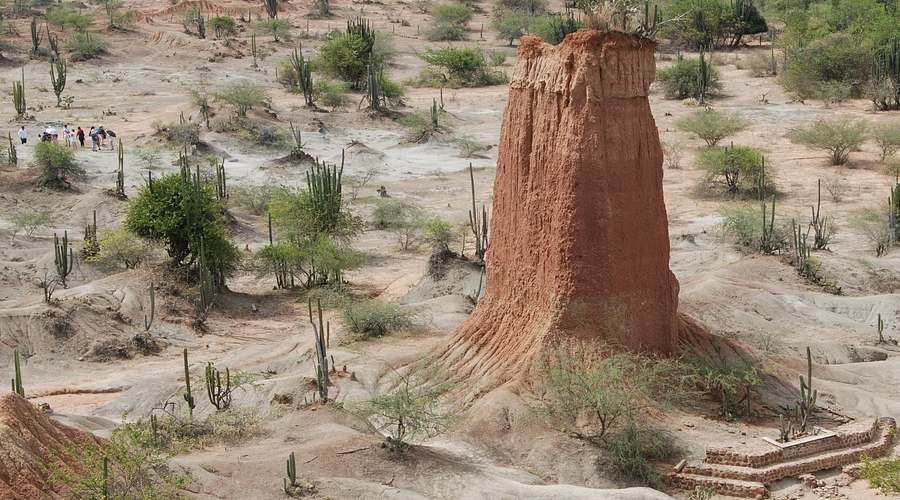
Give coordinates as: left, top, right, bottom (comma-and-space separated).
17, 124, 117, 151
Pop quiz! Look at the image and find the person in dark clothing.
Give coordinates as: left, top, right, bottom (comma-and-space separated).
76, 127, 85, 148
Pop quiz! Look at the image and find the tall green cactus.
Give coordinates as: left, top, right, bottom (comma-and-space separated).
183, 348, 196, 419
871, 38, 900, 111
791, 218, 811, 276
697, 49, 712, 104
468, 163, 488, 263
797, 346, 817, 433
251, 33, 258, 69
54, 231, 74, 288
264, 0, 278, 18
289, 121, 304, 158
305, 154, 344, 235
431, 98, 440, 129
308, 298, 330, 402
635, 0, 660, 38
204, 361, 232, 411
877, 313, 887, 344
214, 158, 227, 201
810, 179, 829, 250
759, 195, 777, 255
101, 455, 109, 500
11, 349, 24, 397
50, 56, 66, 107
284, 451, 297, 492
82, 210, 99, 258
290, 48, 315, 106
30, 17, 42, 56
7, 132, 16, 167
47, 26, 60, 60
115, 139, 126, 199
144, 284, 155, 332
12, 67, 26, 118
365, 58, 385, 112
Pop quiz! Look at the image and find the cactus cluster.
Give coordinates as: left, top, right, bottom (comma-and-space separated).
809, 179, 829, 250
284, 452, 297, 493
11, 350, 24, 397
697, 49, 712, 105
6, 132, 16, 166
82, 210, 100, 258
468, 163, 489, 263
365, 58, 385, 112
30, 17, 42, 56
54, 231, 74, 288
635, 0, 661, 38
265, 0, 278, 18
791, 218, 812, 277
204, 361, 232, 411
50, 56, 66, 108
290, 48, 315, 107
796, 346, 817, 434
214, 157, 227, 201
308, 299, 330, 402
251, 33, 258, 69
871, 38, 900, 111
115, 139, 126, 200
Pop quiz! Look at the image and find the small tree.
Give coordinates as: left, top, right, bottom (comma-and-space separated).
872, 122, 900, 162
215, 81, 267, 118
427, 3, 473, 41
789, 119, 868, 165
35, 141, 85, 189
491, 8, 528, 46
696, 145, 766, 195
316, 24, 376, 90
343, 300, 415, 338
255, 19, 291, 43
657, 54, 722, 100
65, 32, 107, 61
676, 109, 748, 147
89, 227, 154, 269
372, 199, 425, 250
210, 16, 236, 40
351, 368, 451, 452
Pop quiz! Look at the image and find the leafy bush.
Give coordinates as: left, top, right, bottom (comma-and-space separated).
661, 0, 767, 49
343, 300, 416, 337
529, 14, 581, 45
228, 184, 286, 215
350, 369, 451, 452
399, 110, 446, 143
49, 419, 189, 498
251, 236, 364, 288
859, 455, 900, 494
427, 3, 473, 41
853, 207, 893, 257
216, 81, 267, 118
210, 15, 236, 39
124, 172, 239, 272
35, 141, 85, 189
419, 47, 507, 87
676, 109, 747, 147
269, 186, 363, 242
873, 122, 900, 162
154, 121, 200, 146
780, 33, 870, 101
788, 119, 868, 165
719, 202, 788, 252
372, 199, 425, 250
317, 31, 376, 89
603, 423, 679, 486
542, 341, 694, 445
65, 32, 107, 61
314, 80, 350, 110
687, 358, 761, 418
697, 145, 766, 196
46, 6, 92, 31
492, 8, 528, 46
495, 0, 546, 14
10, 208, 55, 239
657, 55, 722, 100
422, 217, 454, 250
90, 226, 155, 269
135, 147, 163, 170
255, 19, 291, 42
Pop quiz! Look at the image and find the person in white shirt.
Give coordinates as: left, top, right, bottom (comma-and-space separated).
17, 126, 26, 145
63, 125, 71, 147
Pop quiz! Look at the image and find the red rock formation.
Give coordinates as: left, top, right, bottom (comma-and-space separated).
440, 31, 678, 389
0, 394, 96, 500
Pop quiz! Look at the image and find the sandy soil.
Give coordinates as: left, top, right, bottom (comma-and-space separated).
1, 0, 900, 499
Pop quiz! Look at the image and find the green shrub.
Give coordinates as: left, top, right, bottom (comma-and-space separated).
46, 5, 92, 31
154, 121, 200, 146
859, 455, 900, 494
697, 145, 766, 196
315, 80, 350, 110
719, 202, 788, 252
90, 226, 154, 269
873, 122, 900, 162
661, 0, 767, 50
35, 141, 85, 189
48, 419, 189, 498
788, 119, 868, 165
372, 198, 425, 250
853, 207, 893, 257
603, 424, 678, 486
529, 14, 581, 45
780, 33, 870, 101
657, 56, 722, 100
427, 3, 472, 41
124, 172, 239, 272
10, 208, 55, 239
343, 300, 416, 338
255, 18, 291, 42
65, 32, 107, 61
423, 217, 454, 250
399, 110, 446, 143
687, 358, 761, 419
228, 184, 286, 215
495, 0, 546, 14
210, 16, 236, 39
419, 47, 507, 87
215, 81, 267, 118
350, 369, 451, 452
269, 186, 363, 242
676, 109, 747, 147
492, 8, 528, 46
317, 31, 375, 89
251, 236, 364, 288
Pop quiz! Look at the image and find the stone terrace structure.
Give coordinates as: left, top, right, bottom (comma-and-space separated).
667, 417, 896, 498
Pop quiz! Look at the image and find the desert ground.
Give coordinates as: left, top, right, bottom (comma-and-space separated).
1, 0, 900, 499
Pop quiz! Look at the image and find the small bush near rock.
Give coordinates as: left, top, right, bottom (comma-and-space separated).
676, 109, 747, 147
788, 119, 868, 166
343, 300, 416, 338
35, 141, 85, 189
657, 56, 721, 100
860, 455, 900, 494
65, 32, 107, 61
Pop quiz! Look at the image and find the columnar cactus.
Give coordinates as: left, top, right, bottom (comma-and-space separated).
183, 348, 196, 419
308, 299, 329, 402
54, 231, 74, 287
797, 346, 817, 433
11, 350, 24, 397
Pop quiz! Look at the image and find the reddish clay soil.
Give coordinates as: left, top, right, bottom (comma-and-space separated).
439, 32, 679, 391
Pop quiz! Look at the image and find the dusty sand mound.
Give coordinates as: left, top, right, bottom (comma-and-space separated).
439, 31, 678, 392
0, 394, 97, 500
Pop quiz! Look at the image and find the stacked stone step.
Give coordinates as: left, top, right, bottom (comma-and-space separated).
667, 417, 896, 499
